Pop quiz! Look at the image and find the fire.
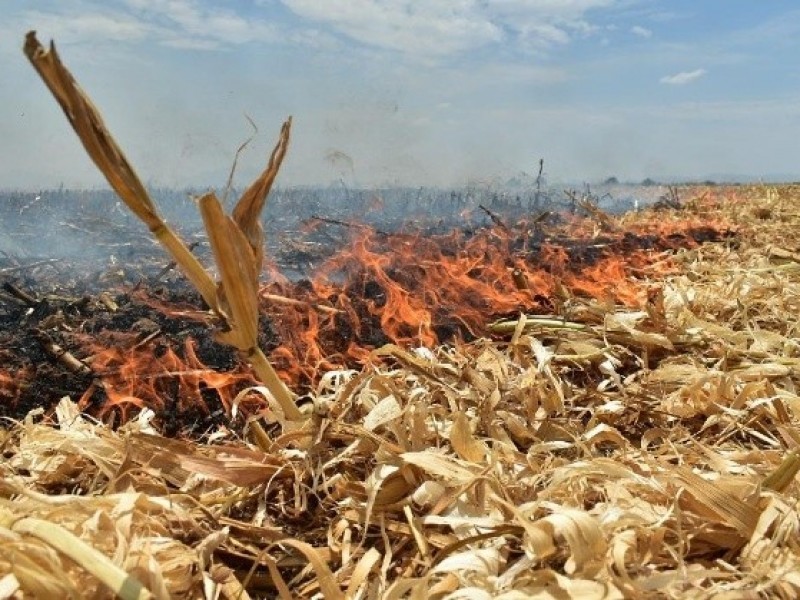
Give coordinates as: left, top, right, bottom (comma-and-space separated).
0, 370, 24, 405
565, 255, 642, 306
1, 195, 734, 424
256, 207, 733, 389
76, 336, 258, 426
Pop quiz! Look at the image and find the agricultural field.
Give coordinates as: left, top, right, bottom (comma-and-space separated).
3, 181, 800, 598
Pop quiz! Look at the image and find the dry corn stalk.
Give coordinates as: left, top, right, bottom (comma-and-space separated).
200, 192, 302, 420
0, 509, 153, 600
23, 32, 219, 312
23, 31, 303, 421
233, 117, 292, 272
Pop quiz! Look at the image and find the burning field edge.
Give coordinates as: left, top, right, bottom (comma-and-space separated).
2, 184, 800, 599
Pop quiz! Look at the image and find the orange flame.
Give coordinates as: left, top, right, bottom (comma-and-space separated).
253, 206, 731, 388
4, 194, 732, 423
77, 337, 258, 424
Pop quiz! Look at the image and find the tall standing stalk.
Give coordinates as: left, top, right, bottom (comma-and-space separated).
24, 31, 306, 422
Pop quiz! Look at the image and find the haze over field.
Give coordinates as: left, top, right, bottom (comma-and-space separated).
2, 1, 799, 189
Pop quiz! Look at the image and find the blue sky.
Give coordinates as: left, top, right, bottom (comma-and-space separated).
2, 0, 799, 189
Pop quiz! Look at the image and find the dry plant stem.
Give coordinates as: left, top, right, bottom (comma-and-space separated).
199, 192, 303, 421
247, 419, 273, 452
2, 282, 38, 306
0, 258, 61, 274
151, 240, 201, 283
35, 330, 93, 376
261, 293, 342, 315
233, 118, 292, 272
488, 317, 587, 334
478, 204, 510, 231
0, 512, 153, 600
140, 226, 219, 312
247, 347, 304, 421
23, 32, 218, 311
762, 451, 800, 492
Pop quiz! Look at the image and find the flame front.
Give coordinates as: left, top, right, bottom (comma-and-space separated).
260, 203, 732, 388
1, 195, 733, 424
77, 337, 258, 426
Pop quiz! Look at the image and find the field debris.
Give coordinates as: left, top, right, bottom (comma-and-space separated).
1, 185, 800, 598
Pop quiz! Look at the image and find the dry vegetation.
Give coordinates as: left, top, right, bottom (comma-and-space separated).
5, 30, 800, 600
2, 184, 800, 599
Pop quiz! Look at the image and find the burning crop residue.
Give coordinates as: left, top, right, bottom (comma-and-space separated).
256, 202, 733, 385
0, 195, 734, 430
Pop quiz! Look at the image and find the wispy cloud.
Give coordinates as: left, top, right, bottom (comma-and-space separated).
8, 0, 310, 51
279, 0, 618, 59
279, 1, 501, 58
14, 0, 623, 59
630, 25, 652, 38
123, 0, 282, 48
16, 8, 150, 44
660, 68, 707, 85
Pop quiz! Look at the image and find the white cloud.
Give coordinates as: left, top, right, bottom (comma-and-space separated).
280, 0, 617, 59
15, 0, 619, 59
660, 68, 707, 85
19, 9, 150, 44
630, 25, 652, 38
124, 0, 281, 47
11, 1, 295, 52
520, 23, 570, 46
279, 1, 502, 58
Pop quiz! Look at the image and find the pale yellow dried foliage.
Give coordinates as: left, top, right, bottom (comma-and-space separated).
0, 400, 252, 599
2, 187, 800, 599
